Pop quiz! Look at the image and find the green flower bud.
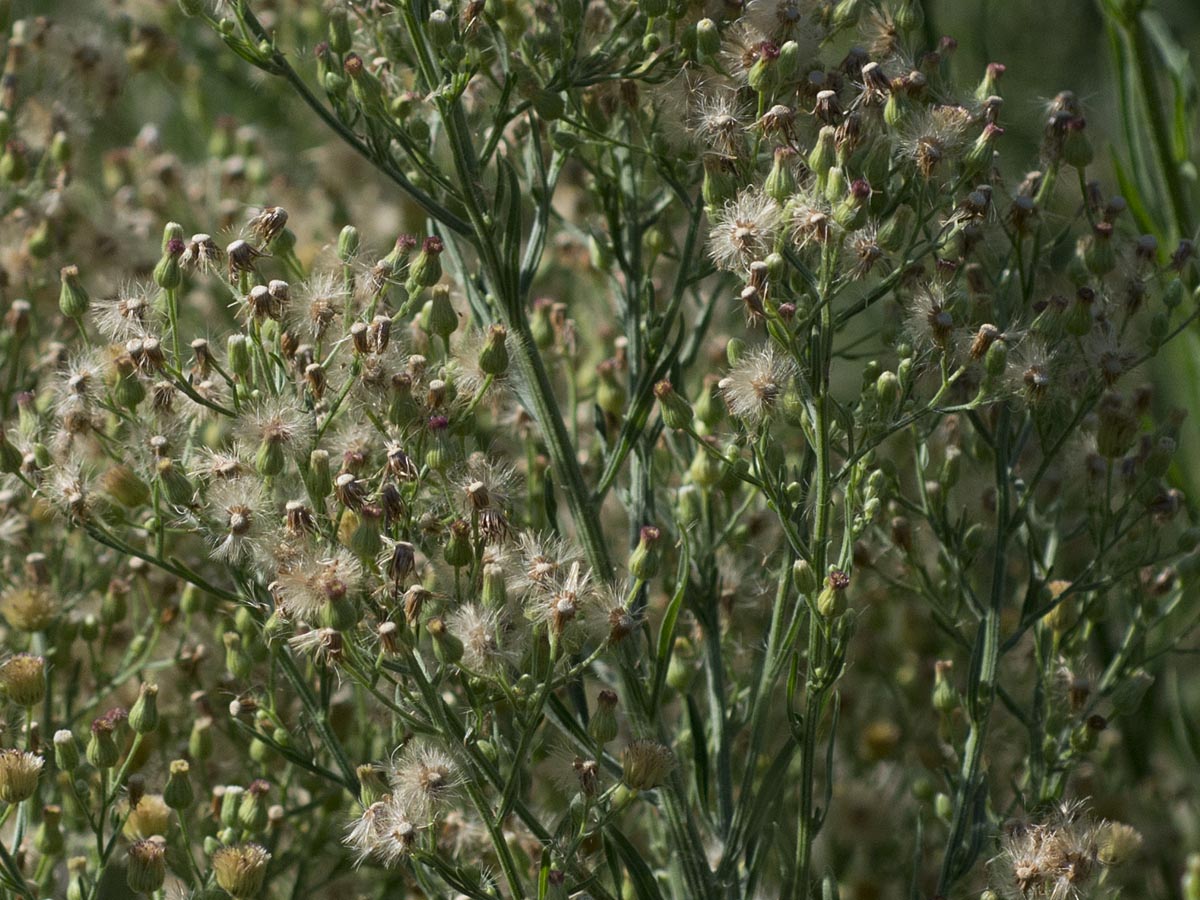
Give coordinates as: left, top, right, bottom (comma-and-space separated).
1081, 222, 1116, 276
129, 683, 159, 735
746, 44, 778, 93
86, 719, 120, 770
589, 689, 620, 745
963, 123, 1004, 178
224, 632, 253, 679
823, 165, 847, 205
100, 580, 129, 626
702, 156, 737, 209
726, 337, 746, 366
666, 637, 697, 692
59, 265, 90, 319
255, 438, 284, 478
238, 780, 270, 833
688, 442, 723, 489
777, 40, 800, 81
154, 238, 185, 291
832, 0, 864, 25
54, 730, 80, 773
100, 464, 150, 508
476, 562, 506, 613
793, 559, 818, 596
443, 518, 474, 569
227, 334, 251, 377
833, 178, 871, 231
628, 525, 662, 581
676, 484, 702, 526
478, 323, 509, 376
355, 764, 390, 808
1062, 117, 1093, 169
318, 584, 360, 631
337, 225, 360, 264
1144, 436, 1175, 478
155, 458, 195, 508
932, 660, 958, 714
427, 616, 464, 666
895, 0, 924, 31
876, 370, 900, 412
344, 53, 387, 116
816, 569, 850, 618
113, 358, 145, 411
127, 838, 167, 893
426, 284, 458, 340
654, 379, 694, 430
407, 236, 444, 291
695, 18, 720, 59
808, 126, 837, 183
428, 9, 455, 48
305, 449, 333, 501
595, 359, 627, 416
163, 760, 194, 811
328, 6, 353, 54
189, 718, 213, 761
939, 447, 961, 489
1163, 278, 1184, 309
1186, 854, 1200, 900
764, 146, 798, 203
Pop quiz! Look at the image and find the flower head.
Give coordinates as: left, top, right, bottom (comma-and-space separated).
719, 344, 796, 424
92, 282, 161, 341
0, 749, 44, 803
391, 741, 461, 820
994, 801, 1104, 900
709, 189, 782, 274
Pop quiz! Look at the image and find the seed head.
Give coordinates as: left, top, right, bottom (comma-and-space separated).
247, 206, 289, 245
212, 842, 272, 899
1, 584, 57, 632
0, 654, 46, 706
392, 741, 461, 819
181, 233, 224, 274
720, 344, 796, 424
709, 189, 782, 274
126, 837, 167, 894
621, 739, 675, 791
0, 749, 43, 803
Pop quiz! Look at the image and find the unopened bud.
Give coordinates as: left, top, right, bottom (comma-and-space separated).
654, 379, 694, 430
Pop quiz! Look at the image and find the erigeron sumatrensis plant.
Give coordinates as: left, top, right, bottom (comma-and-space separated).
0, 0, 1198, 898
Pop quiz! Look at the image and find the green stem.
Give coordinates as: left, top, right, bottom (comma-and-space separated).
936, 406, 1011, 894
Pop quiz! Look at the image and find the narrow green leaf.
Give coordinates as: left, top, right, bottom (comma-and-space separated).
606, 827, 666, 900
650, 536, 690, 713
686, 694, 711, 810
